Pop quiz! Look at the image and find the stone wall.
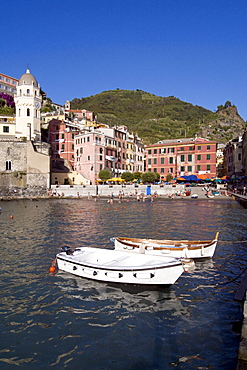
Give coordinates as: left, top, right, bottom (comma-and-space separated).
0, 139, 50, 197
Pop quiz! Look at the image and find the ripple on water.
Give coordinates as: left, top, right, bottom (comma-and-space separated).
0, 198, 245, 369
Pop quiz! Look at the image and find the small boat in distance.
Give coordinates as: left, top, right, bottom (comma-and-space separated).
112, 232, 219, 259
55, 246, 194, 286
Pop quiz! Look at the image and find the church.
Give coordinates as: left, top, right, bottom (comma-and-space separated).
0, 69, 50, 197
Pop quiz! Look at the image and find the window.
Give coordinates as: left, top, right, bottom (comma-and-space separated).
197, 165, 201, 171
72, 144, 74, 150
181, 154, 185, 162
87, 137, 90, 142
189, 146, 193, 151
88, 156, 91, 160
27, 108, 30, 116
238, 153, 242, 161
188, 154, 192, 161
100, 155, 103, 161
148, 159, 151, 165
72, 134, 74, 139
56, 134, 59, 140
27, 89, 30, 95
207, 145, 211, 150
61, 144, 64, 150
6, 161, 11, 170
168, 147, 174, 153
198, 146, 201, 150
154, 149, 157, 154
161, 168, 164, 173
6, 78, 10, 83
56, 144, 59, 150
148, 149, 151, 154
169, 157, 173, 164
181, 166, 185, 171
207, 154, 211, 160
80, 147, 83, 154
180, 147, 184, 151
154, 158, 157, 164
169, 168, 173, 173
161, 157, 164, 164
160, 148, 166, 154
197, 155, 201, 160
187, 166, 192, 171
3, 126, 9, 133
62, 134, 64, 139
207, 165, 211, 171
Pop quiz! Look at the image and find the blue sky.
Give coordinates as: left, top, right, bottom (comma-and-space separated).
2, 0, 247, 120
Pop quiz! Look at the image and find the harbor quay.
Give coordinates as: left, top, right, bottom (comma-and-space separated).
48, 183, 228, 200
0, 183, 230, 201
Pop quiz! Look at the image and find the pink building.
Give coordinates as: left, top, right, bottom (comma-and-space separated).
65, 109, 95, 122
74, 126, 128, 184
0, 72, 18, 96
146, 137, 217, 178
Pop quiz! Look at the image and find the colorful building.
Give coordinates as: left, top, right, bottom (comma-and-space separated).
48, 118, 80, 170
0, 72, 18, 96
145, 137, 217, 179
223, 136, 243, 178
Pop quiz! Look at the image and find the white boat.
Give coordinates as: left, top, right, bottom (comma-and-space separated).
55, 246, 194, 286
112, 232, 219, 259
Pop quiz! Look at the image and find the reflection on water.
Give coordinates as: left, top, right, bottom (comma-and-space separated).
0, 198, 246, 369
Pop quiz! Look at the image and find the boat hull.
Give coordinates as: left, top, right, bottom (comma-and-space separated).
113, 233, 219, 259
56, 247, 185, 285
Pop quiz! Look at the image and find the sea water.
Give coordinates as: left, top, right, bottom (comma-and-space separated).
0, 197, 246, 369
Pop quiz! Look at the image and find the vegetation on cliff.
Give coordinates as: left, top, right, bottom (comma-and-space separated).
71, 89, 246, 144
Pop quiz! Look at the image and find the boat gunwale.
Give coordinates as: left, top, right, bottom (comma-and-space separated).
56, 254, 183, 272
115, 232, 219, 251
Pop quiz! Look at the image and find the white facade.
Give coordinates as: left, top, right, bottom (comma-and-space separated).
14, 69, 42, 140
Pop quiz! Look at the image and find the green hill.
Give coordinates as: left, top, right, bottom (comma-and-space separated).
71, 89, 246, 144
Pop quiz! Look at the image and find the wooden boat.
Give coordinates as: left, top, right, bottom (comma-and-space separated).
55, 246, 194, 285
112, 232, 219, 259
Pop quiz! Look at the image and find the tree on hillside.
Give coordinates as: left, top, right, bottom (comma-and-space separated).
224, 101, 232, 108
99, 168, 111, 182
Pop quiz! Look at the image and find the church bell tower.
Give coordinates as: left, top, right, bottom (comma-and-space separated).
14, 68, 42, 141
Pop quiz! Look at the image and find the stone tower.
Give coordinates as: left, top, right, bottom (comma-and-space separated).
14, 68, 42, 140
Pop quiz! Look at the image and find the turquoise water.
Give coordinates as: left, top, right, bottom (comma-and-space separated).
0, 198, 246, 369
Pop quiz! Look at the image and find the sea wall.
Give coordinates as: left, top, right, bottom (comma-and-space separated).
49, 184, 227, 199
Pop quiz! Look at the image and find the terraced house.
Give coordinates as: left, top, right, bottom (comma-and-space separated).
146, 137, 217, 179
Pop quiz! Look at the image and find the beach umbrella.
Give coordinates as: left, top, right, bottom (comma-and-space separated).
212, 179, 222, 183
197, 174, 212, 180
109, 177, 125, 182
